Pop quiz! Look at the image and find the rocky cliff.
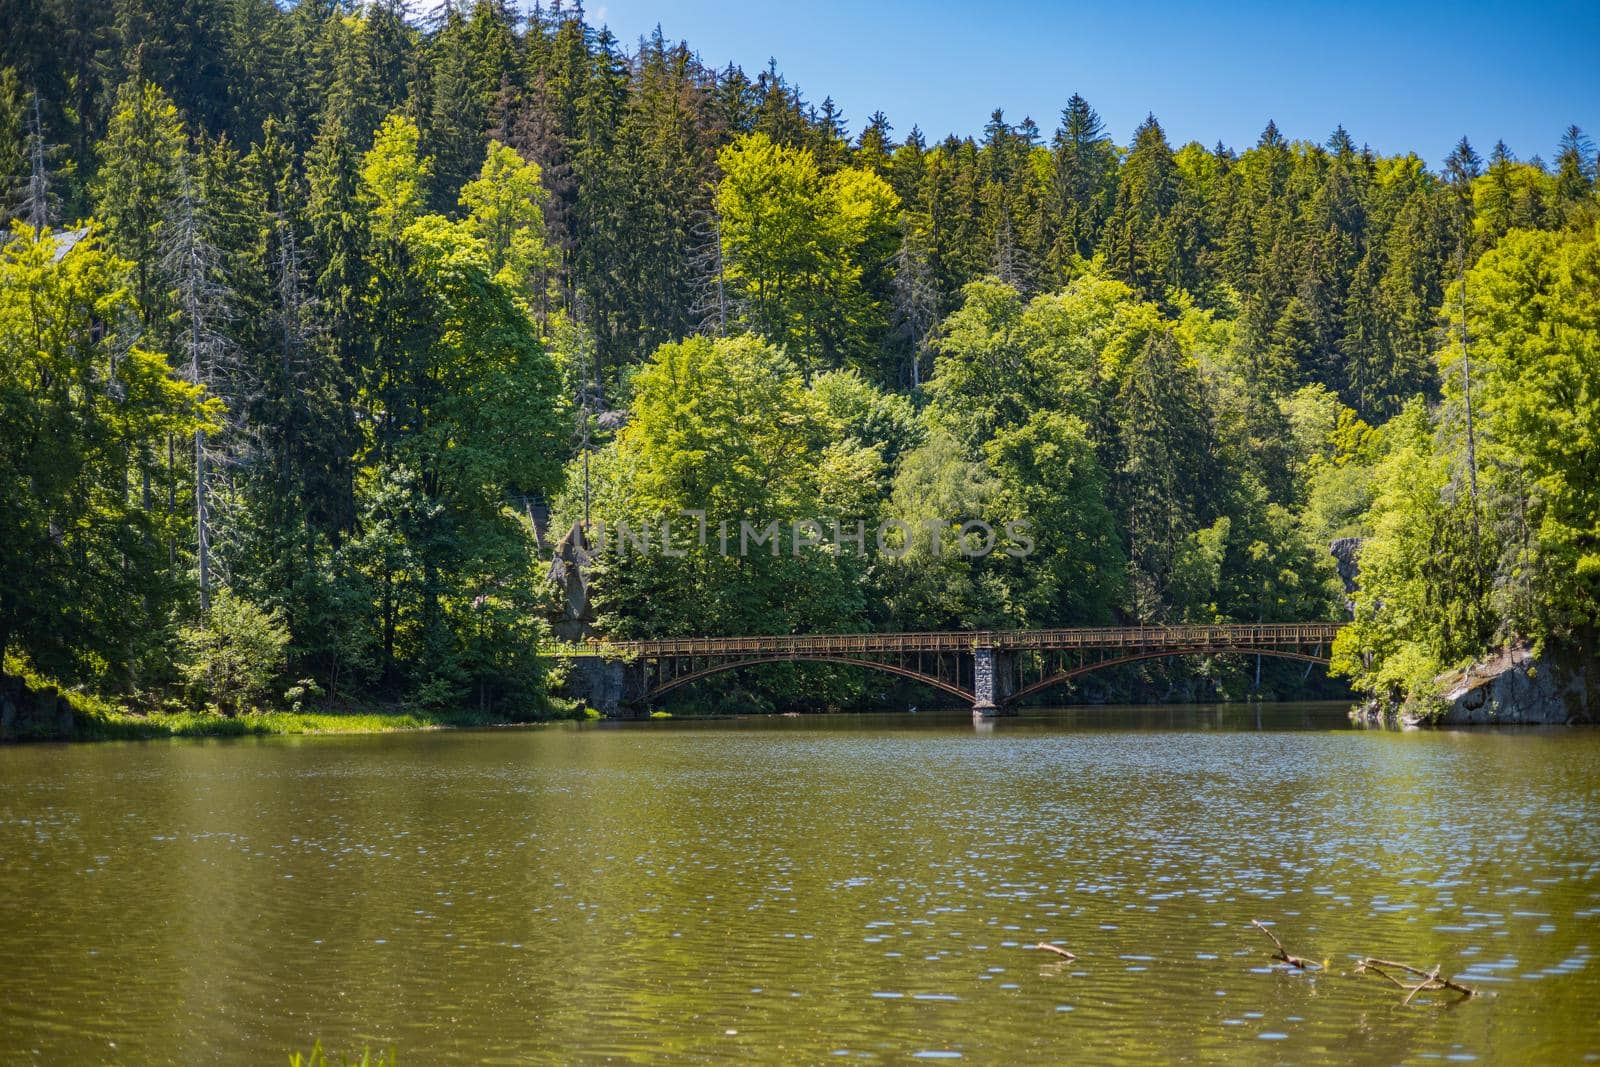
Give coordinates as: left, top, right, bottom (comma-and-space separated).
1420, 640, 1598, 726
1350, 635, 1600, 728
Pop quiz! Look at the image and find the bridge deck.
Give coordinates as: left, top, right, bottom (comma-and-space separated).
576, 623, 1342, 659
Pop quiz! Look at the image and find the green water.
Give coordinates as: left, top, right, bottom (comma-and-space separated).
2, 704, 1597, 1064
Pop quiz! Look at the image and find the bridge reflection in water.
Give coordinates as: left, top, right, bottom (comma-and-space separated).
572, 623, 1344, 717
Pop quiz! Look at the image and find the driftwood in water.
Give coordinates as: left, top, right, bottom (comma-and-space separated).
1250, 920, 1319, 970
1356, 957, 1478, 1002
1033, 942, 1076, 960
1020, 919, 1480, 1007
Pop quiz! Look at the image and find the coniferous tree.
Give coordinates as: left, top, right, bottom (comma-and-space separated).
424, 7, 489, 210
1048, 93, 1117, 274
1112, 332, 1216, 620
18, 88, 65, 231
856, 111, 895, 175
0, 71, 23, 224
94, 76, 186, 330
1554, 125, 1596, 220
1443, 135, 1482, 246
892, 214, 938, 389
1103, 115, 1181, 299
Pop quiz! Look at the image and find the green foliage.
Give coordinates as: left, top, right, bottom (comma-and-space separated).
458, 140, 550, 308
361, 113, 431, 238
562, 335, 867, 659
1048, 93, 1118, 269
178, 590, 290, 713
3, 5, 1593, 718
812, 368, 924, 469
1102, 115, 1187, 298
1442, 224, 1600, 636
984, 411, 1123, 624
76, 703, 576, 742
624, 333, 818, 520
284, 677, 324, 714
92, 77, 185, 326
342, 117, 568, 708
928, 274, 1135, 448
0, 68, 25, 222
1112, 332, 1218, 619
1473, 150, 1556, 245
0, 223, 216, 689
716, 133, 899, 376
878, 429, 1004, 628
289, 1040, 395, 1067
1331, 408, 1473, 697
1335, 223, 1600, 706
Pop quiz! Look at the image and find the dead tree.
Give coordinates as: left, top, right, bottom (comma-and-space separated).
891, 215, 938, 389
162, 158, 234, 611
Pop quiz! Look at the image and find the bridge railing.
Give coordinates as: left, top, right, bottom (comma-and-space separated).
570, 622, 1343, 659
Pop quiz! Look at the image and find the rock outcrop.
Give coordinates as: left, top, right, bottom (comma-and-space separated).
1329, 537, 1363, 614
1417, 640, 1598, 726
557, 656, 648, 719
0, 676, 76, 741
546, 522, 596, 642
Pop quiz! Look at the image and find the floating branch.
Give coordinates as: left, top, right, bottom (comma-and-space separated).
1356, 958, 1477, 1002
1250, 919, 1319, 970
1032, 942, 1077, 960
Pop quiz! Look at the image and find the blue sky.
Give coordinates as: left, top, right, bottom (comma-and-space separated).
581, 0, 1599, 167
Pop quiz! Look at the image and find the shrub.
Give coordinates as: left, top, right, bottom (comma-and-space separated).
289, 1041, 395, 1067
177, 591, 290, 714
284, 677, 325, 713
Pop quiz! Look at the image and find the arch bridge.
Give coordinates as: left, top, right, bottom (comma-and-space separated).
573, 623, 1344, 716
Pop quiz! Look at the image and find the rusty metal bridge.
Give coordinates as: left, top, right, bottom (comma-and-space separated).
573, 623, 1344, 715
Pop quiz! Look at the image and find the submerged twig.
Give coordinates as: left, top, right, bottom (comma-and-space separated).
1401, 967, 1441, 1007
1356, 958, 1477, 1002
1354, 959, 1411, 990
1250, 919, 1318, 970
1033, 942, 1076, 960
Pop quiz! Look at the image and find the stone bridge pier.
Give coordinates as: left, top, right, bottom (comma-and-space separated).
972, 646, 1016, 718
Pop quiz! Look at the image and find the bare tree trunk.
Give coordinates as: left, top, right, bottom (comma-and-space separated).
1458, 245, 1481, 555
195, 429, 210, 612
166, 433, 175, 566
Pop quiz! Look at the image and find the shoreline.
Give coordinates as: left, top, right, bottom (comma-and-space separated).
1, 672, 589, 743
71, 706, 570, 742
13, 687, 1593, 745
24, 697, 1354, 743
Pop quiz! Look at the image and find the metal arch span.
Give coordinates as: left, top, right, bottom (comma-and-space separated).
1007, 647, 1333, 705
564, 623, 1346, 713
647, 655, 976, 704
579, 623, 1343, 660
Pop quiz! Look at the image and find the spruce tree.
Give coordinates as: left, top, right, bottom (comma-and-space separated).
424, 7, 489, 210
1102, 114, 1181, 298
0, 73, 29, 226
94, 76, 186, 330
1048, 93, 1117, 272
855, 111, 895, 175
1554, 125, 1597, 219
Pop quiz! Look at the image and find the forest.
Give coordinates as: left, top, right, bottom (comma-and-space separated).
0, 0, 1595, 720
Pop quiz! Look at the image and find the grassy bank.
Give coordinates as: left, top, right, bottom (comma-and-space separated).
3, 659, 588, 743
73, 704, 569, 741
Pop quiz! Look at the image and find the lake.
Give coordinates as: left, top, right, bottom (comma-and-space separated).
2, 704, 1597, 1063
